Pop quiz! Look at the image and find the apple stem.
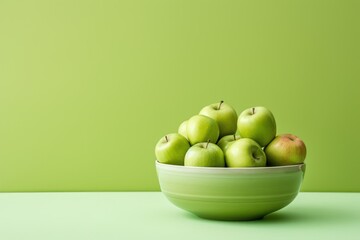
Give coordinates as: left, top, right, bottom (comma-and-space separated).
165, 135, 168, 142
233, 134, 236, 140
218, 100, 224, 110
252, 107, 255, 114
206, 139, 210, 149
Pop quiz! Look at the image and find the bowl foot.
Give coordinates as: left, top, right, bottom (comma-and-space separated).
193, 212, 265, 221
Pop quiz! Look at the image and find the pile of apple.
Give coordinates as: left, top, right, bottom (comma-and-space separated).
155, 101, 306, 167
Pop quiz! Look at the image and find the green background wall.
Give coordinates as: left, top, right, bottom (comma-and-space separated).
0, 0, 359, 192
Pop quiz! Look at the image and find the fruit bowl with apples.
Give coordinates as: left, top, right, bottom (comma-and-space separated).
155, 102, 307, 221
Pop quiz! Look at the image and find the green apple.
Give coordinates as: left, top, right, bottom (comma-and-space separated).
187, 115, 219, 145
178, 120, 188, 139
265, 134, 307, 166
155, 133, 190, 165
199, 101, 238, 138
237, 106, 276, 147
217, 133, 241, 153
184, 141, 225, 167
225, 138, 266, 167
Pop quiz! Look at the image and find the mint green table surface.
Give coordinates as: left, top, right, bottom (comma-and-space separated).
0, 192, 359, 240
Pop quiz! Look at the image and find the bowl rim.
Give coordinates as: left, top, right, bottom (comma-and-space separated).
155, 160, 306, 174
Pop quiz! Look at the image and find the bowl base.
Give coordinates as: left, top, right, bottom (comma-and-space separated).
193, 212, 265, 221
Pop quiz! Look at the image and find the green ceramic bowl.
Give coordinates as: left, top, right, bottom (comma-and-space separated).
156, 161, 305, 221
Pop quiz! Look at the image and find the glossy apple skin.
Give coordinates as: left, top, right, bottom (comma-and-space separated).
199, 101, 238, 138
155, 133, 190, 165
237, 106, 276, 147
185, 142, 225, 167
265, 134, 306, 166
187, 115, 219, 145
217, 133, 241, 152
178, 120, 188, 139
225, 138, 267, 167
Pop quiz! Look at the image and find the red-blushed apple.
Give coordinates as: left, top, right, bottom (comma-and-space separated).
199, 101, 238, 138
185, 141, 225, 167
265, 134, 306, 166
225, 138, 267, 167
237, 106, 276, 147
187, 115, 219, 145
155, 133, 190, 165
